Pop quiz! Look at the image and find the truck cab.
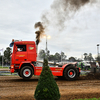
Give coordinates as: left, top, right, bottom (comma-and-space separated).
12, 41, 37, 64
10, 40, 37, 76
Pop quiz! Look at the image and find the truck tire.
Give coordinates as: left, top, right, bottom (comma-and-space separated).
64, 66, 78, 81
20, 66, 33, 79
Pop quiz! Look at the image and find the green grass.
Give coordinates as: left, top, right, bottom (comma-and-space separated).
0, 73, 17, 75
74, 98, 100, 100
0, 66, 9, 68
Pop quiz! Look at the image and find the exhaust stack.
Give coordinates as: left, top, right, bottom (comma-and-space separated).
34, 22, 45, 54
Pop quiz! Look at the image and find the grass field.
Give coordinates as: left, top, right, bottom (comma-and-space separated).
0, 66, 9, 68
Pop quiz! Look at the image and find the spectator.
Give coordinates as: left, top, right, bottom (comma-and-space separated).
81, 62, 83, 70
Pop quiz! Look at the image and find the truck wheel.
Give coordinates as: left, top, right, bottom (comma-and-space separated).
20, 66, 33, 79
64, 66, 78, 81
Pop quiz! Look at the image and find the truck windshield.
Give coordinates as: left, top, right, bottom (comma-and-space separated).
16, 45, 26, 52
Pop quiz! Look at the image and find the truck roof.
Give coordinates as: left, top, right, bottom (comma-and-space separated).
10, 41, 36, 47
14, 41, 36, 45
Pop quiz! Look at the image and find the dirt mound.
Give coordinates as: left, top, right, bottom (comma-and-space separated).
79, 73, 100, 80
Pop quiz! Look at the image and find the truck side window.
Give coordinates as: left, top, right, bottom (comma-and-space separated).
16, 45, 26, 52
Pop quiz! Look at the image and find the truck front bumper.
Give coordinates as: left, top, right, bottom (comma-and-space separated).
10, 68, 14, 73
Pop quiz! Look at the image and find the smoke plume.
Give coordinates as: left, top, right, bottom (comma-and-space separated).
35, 0, 96, 44
34, 22, 45, 45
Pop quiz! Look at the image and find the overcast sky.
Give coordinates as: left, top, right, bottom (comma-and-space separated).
0, 0, 100, 59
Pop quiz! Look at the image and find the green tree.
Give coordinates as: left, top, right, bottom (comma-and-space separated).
88, 53, 94, 62
39, 49, 50, 59
39, 50, 67, 62
4, 47, 12, 63
61, 52, 66, 61
69, 57, 76, 62
83, 53, 94, 61
48, 55, 55, 61
83, 53, 88, 61
39, 49, 45, 59
54, 52, 61, 61
34, 59, 60, 100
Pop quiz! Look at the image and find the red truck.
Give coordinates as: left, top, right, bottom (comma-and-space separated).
10, 40, 80, 80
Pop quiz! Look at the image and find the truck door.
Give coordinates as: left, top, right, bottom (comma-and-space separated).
27, 44, 37, 61
15, 45, 27, 64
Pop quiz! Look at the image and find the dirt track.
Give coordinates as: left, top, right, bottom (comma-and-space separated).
0, 75, 100, 100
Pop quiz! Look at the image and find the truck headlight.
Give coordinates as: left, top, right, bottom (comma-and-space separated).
11, 65, 14, 68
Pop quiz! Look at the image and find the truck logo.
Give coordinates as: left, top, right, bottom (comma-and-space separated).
29, 46, 34, 50
17, 55, 25, 57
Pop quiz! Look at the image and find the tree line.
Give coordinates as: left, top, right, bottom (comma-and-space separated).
0, 47, 100, 66
39, 49, 100, 62
0, 47, 11, 66
39, 49, 67, 62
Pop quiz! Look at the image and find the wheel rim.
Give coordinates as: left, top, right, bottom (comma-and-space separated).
68, 69, 76, 78
23, 69, 31, 77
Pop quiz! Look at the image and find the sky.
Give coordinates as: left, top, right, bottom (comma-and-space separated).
0, 0, 100, 59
